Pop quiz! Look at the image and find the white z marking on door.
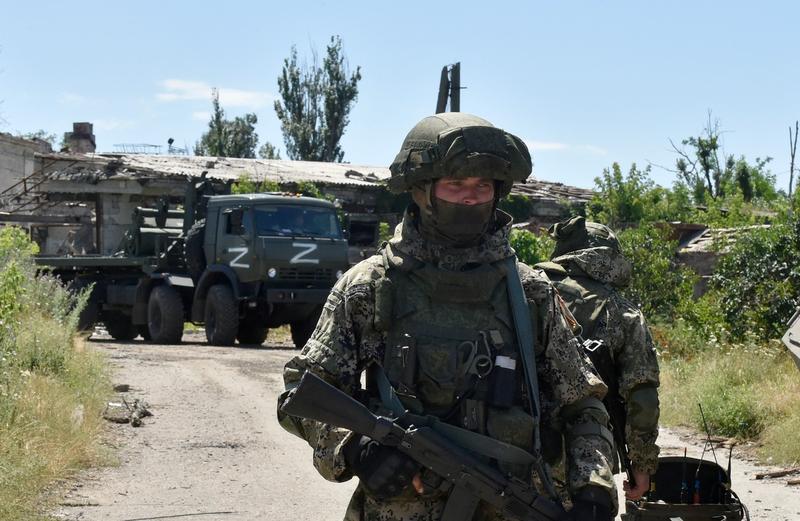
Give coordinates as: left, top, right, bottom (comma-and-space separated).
291, 242, 319, 264
228, 247, 250, 268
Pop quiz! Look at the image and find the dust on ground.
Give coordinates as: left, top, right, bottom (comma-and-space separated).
53, 334, 800, 521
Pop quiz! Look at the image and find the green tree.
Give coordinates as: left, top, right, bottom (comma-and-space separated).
195, 89, 269, 158
274, 35, 362, 162
258, 142, 281, 159
671, 115, 776, 203
587, 162, 694, 227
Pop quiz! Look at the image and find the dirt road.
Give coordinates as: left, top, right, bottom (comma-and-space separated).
54, 335, 800, 521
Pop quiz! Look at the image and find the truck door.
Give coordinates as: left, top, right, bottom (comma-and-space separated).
216, 207, 258, 282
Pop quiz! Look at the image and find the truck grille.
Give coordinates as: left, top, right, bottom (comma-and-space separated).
278, 267, 333, 281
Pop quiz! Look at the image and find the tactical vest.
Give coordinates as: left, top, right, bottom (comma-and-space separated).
537, 261, 625, 473
536, 261, 611, 343
374, 247, 543, 470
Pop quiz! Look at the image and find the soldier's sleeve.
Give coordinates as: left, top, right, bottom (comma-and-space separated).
277, 261, 382, 482
519, 264, 617, 507
615, 301, 660, 474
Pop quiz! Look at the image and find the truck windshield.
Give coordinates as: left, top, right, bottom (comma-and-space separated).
254, 205, 342, 239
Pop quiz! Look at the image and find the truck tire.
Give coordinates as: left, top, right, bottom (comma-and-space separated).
137, 325, 152, 341
148, 285, 184, 344
105, 312, 137, 341
205, 284, 238, 346
184, 219, 206, 280
237, 316, 268, 346
290, 307, 322, 349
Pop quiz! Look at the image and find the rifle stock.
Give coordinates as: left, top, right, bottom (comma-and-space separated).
281, 371, 567, 521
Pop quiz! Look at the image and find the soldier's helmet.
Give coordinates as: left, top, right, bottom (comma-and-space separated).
388, 113, 532, 197
549, 216, 622, 258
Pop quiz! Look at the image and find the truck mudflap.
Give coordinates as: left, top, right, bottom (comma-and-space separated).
781, 307, 800, 371
265, 288, 330, 304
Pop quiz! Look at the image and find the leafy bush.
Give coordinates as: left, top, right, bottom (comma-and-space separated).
587, 163, 695, 227
711, 221, 800, 340
498, 194, 535, 223
617, 224, 696, 319
231, 173, 280, 194
509, 229, 554, 265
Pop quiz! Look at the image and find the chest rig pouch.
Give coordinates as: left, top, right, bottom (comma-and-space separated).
374, 248, 553, 486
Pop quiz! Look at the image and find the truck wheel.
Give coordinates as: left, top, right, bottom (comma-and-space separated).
148, 285, 184, 344
105, 312, 137, 341
237, 317, 268, 346
205, 284, 238, 346
137, 325, 152, 341
290, 307, 322, 349
184, 219, 206, 280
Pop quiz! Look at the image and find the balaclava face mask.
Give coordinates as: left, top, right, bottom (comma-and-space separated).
414, 182, 496, 248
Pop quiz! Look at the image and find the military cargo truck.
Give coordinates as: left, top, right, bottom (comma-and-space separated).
36, 192, 349, 348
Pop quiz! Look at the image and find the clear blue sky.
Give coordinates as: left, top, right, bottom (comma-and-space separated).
1, 1, 798, 190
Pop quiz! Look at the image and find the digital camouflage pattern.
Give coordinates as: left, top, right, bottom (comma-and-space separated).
541, 241, 660, 475
278, 210, 618, 521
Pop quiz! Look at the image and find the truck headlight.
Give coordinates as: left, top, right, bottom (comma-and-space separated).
335, 270, 344, 280
268, 267, 278, 278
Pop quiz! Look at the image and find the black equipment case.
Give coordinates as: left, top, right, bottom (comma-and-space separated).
621, 456, 749, 521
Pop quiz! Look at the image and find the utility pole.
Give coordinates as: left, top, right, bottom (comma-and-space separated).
789, 121, 798, 199
435, 62, 462, 113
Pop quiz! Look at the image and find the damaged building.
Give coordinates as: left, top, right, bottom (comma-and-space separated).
0, 123, 595, 263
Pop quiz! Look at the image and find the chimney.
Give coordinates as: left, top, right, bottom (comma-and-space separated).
64, 122, 96, 153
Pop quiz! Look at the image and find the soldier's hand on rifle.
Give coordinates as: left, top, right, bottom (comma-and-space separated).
623, 469, 650, 500
343, 435, 422, 499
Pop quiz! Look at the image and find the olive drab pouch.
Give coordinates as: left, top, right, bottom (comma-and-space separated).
621, 456, 747, 521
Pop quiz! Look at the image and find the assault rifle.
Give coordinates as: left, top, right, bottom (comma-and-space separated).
281, 370, 567, 521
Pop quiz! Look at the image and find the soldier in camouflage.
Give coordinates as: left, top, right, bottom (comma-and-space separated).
537, 216, 660, 501
277, 113, 617, 521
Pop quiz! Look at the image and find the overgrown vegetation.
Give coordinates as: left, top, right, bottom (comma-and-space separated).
0, 227, 109, 520
659, 340, 800, 464
509, 228, 554, 266
579, 115, 800, 462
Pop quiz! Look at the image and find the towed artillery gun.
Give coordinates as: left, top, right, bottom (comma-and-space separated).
36, 181, 349, 348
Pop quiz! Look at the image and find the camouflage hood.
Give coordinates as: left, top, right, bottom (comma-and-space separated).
551, 246, 632, 289
387, 207, 514, 270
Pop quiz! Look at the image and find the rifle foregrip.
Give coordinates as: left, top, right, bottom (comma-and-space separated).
281, 371, 379, 438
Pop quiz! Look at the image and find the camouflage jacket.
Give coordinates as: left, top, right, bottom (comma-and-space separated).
278, 212, 617, 520
541, 247, 660, 474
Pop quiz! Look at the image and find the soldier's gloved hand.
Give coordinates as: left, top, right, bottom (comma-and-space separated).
343, 435, 421, 500
567, 486, 613, 521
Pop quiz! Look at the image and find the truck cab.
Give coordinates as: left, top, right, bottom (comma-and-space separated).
189, 193, 350, 347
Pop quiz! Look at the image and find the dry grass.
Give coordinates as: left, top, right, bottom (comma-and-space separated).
0, 253, 111, 520
659, 342, 800, 466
